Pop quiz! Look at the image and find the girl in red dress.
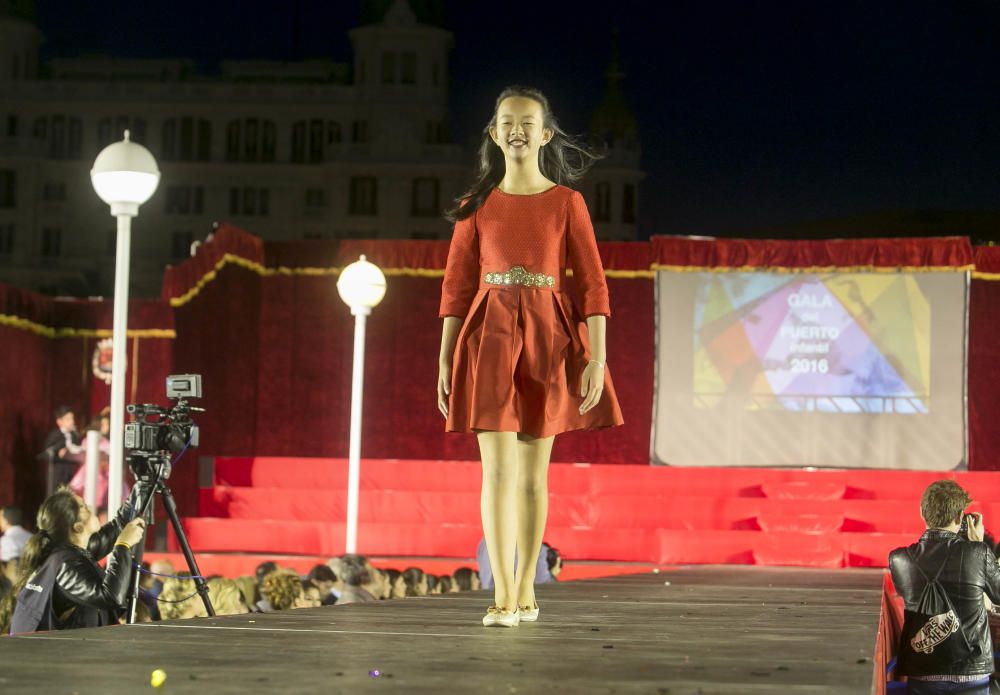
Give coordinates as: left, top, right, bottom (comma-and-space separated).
437, 86, 624, 627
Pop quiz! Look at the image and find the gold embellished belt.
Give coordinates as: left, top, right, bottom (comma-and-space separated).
484, 265, 555, 288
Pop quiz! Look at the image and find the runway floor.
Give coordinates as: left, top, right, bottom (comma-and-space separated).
0, 566, 883, 694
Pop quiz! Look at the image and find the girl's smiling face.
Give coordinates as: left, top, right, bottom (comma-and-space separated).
490, 96, 553, 162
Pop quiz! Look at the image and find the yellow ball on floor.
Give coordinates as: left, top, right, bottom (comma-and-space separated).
151, 669, 167, 687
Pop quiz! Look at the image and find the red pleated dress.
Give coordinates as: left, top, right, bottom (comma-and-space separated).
439, 184, 624, 438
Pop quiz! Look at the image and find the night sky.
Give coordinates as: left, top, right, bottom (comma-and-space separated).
33, 0, 1000, 239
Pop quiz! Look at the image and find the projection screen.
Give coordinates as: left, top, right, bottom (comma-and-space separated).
651, 270, 968, 470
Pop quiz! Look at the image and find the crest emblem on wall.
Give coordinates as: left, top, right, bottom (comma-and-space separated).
92, 338, 114, 384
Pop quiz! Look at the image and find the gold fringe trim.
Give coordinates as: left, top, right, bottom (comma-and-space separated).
167, 252, 991, 307
972, 271, 1000, 281
651, 263, 976, 274
0, 314, 175, 339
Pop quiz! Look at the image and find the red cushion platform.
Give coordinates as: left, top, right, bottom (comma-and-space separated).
173, 458, 1000, 568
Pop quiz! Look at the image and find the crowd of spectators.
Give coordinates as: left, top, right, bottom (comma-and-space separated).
0, 503, 494, 631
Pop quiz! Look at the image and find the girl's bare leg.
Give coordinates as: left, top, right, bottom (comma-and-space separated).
477, 430, 519, 611
513, 432, 555, 609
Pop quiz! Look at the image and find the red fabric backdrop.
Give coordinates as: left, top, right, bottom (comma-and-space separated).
4, 230, 996, 519
970, 246, 1000, 471
0, 283, 175, 516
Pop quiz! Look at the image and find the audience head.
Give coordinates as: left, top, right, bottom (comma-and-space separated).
260, 570, 304, 611
232, 575, 258, 608
0, 505, 22, 532
54, 405, 75, 431
207, 578, 250, 616
339, 554, 371, 588
547, 545, 563, 578
383, 568, 406, 599
159, 577, 201, 620
402, 567, 428, 597
298, 580, 323, 608
426, 574, 440, 595
921, 480, 972, 529
254, 561, 279, 585
307, 564, 337, 595
452, 567, 481, 592
437, 575, 455, 594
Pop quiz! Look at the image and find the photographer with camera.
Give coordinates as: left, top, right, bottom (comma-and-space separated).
888, 480, 1000, 694
0, 483, 148, 634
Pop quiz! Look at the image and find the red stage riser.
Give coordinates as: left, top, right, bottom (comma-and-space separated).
175, 458, 1000, 568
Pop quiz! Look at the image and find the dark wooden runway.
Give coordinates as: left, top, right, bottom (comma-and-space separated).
0, 566, 883, 694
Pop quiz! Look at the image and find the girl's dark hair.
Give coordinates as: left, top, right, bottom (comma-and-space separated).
443, 85, 605, 222
452, 566, 478, 592
0, 488, 83, 633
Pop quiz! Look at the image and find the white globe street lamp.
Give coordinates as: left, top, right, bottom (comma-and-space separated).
91, 130, 160, 518
336, 254, 386, 553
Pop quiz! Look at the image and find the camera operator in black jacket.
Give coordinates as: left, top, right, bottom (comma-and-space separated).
889, 480, 1000, 695
0, 484, 147, 634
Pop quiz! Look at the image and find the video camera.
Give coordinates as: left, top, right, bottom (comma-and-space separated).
124, 374, 203, 482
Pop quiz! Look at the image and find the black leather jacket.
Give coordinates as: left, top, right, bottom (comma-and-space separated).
49, 484, 146, 629
889, 529, 1000, 678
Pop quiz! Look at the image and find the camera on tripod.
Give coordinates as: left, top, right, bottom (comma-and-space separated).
124, 374, 203, 482
120, 374, 215, 622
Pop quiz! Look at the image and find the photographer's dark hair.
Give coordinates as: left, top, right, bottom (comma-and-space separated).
921, 480, 972, 528
0, 488, 82, 633
443, 85, 605, 222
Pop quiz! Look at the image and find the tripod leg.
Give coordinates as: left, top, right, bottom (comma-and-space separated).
125, 479, 159, 625
160, 485, 215, 617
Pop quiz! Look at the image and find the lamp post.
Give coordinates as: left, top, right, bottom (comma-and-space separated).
336, 254, 386, 553
91, 130, 160, 518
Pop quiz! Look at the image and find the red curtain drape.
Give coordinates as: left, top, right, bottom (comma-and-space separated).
0, 283, 175, 517
970, 246, 1000, 471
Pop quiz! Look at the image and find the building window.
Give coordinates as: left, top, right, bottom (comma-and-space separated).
381, 51, 396, 84
349, 177, 377, 215
165, 186, 204, 215
432, 62, 439, 87
291, 122, 306, 163
41, 182, 66, 202
6, 115, 17, 137
172, 231, 194, 260
163, 117, 211, 161
327, 121, 341, 144
309, 119, 323, 163
229, 187, 269, 216
305, 188, 327, 208
0, 170, 16, 208
41, 227, 61, 257
425, 121, 446, 144
262, 121, 276, 162
595, 182, 611, 222
36, 115, 82, 159
400, 52, 416, 84
622, 184, 635, 224
351, 120, 369, 144
0, 224, 14, 254
411, 178, 439, 217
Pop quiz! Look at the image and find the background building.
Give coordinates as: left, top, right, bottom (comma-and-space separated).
0, 0, 643, 297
